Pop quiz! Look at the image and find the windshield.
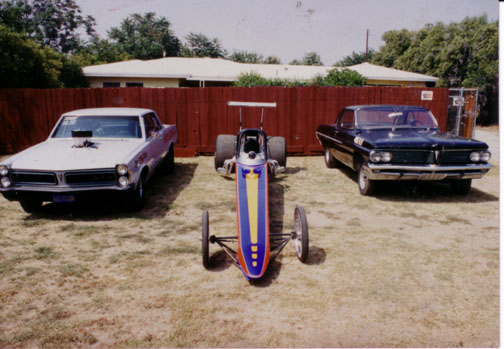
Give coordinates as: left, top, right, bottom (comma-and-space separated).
52, 116, 142, 139
355, 107, 438, 129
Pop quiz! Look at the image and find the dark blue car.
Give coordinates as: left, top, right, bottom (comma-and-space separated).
315, 105, 492, 195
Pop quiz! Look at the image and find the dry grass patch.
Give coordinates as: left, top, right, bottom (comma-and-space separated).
0, 152, 499, 347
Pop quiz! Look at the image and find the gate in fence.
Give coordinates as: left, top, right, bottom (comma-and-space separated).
446, 88, 479, 139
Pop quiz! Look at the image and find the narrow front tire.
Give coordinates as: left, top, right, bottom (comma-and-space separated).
293, 205, 309, 263
202, 210, 210, 269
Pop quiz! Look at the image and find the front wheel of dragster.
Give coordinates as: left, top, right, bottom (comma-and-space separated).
202, 210, 210, 269
293, 205, 309, 263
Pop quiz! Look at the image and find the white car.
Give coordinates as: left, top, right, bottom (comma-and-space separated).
0, 108, 177, 212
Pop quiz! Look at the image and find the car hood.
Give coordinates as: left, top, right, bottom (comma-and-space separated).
9, 139, 144, 171
360, 129, 489, 150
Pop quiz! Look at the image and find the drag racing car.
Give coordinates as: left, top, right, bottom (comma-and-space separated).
201, 101, 309, 280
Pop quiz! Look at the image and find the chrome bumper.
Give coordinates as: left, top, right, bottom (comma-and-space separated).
0, 184, 132, 193
366, 163, 492, 181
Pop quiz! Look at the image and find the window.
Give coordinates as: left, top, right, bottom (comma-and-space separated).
126, 82, 144, 87
338, 110, 355, 129
143, 113, 161, 138
102, 82, 120, 88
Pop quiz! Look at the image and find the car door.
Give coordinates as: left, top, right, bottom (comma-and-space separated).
332, 109, 357, 168
143, 112, 164, 170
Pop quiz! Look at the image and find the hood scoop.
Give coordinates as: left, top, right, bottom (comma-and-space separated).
72, 130, 96, 148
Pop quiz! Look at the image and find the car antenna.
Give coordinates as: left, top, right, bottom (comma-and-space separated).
227, 101, 277, 130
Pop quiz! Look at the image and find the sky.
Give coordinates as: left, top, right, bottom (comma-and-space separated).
76, 0, 498, 66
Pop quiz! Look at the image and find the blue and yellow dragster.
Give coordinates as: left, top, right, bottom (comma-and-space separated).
201, 101, 309, 280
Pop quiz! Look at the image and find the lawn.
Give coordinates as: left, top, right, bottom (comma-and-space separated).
0, 152, 499, 347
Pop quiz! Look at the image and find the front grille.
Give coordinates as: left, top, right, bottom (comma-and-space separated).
65, 171, 116, 186
389, 150, 434, 164
12, 171, 57, 185
437, 150, 472, 164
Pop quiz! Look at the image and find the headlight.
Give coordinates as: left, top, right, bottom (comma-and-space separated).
381, 152, 392, 162
0, 165, 8, 176
470, 152, 481, 162
116, 164, 129, 176
370, 150, 382, 163
1, 176, 11, 188
480, 151, 491, 162
118, 176, 129, 188
370, 151, 392, 163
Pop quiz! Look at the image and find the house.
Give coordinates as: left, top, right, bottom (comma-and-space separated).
82, 57, 438, 88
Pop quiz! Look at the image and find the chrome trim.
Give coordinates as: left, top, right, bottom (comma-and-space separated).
367, 163, 492, 172
315, 132, 343, 144
365, 162, 492, 181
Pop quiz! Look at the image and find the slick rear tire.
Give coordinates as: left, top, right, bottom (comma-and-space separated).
214, 135, 236, 171
268, 136, 287, 167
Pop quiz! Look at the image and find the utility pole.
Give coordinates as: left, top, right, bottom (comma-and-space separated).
365, 29, 369, 62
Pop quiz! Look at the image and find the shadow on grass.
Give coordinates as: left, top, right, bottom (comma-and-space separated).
306, 246, 326, 265
25, 162, 198, 221
335, 165, 498, 203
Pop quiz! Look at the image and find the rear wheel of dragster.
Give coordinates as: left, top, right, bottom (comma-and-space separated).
293, 205, 309, 263
202, 210, 210, 269
268, 136, 287, 167
214, 135, 236, 171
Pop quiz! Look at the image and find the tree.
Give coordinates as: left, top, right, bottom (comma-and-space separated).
230, 50, 263, 63
75, 36, 130, 65
315, 68, 366, 86
0, 24, 62, 87
371, 29, 412, 67
334, 49, 375, 66
371, 15, 498, 124
290, 51, 323, 66
108, 12, 180, 60
183, 32, 227, 58
0, 0, 96, 53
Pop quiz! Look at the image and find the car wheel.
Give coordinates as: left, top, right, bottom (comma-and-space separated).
358, 162, 375, 196
324, 146, 338, 168
450, 179, 472, 195
129, 176, 145, 211
202, 210, 210, 269
161, 144, 175, 173
293, 205, 309, 263
268, 136, 287, 167
214, 135, 236, 171
19, 199, 42, 213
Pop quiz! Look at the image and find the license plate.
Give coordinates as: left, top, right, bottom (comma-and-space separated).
52, 194, 77, 203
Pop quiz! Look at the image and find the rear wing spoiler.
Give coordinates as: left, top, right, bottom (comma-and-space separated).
227, 101, 277, 130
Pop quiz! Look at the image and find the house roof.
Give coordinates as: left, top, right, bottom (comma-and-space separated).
82, 57, 438, 83
347, 62, 438, 83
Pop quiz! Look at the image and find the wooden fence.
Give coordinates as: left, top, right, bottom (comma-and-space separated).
0, 86, 449, 156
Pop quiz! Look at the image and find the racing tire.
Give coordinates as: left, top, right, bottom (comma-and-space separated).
268, 136, 287, 167
293, 205, 309, 263
324, 145, 338, 168
202, 210, 210, 269
214, 135, 236, 171
357, 162, 375, 196
128, 176, 146, 211
19, 199, 42, 213
450, 179, 472, 195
